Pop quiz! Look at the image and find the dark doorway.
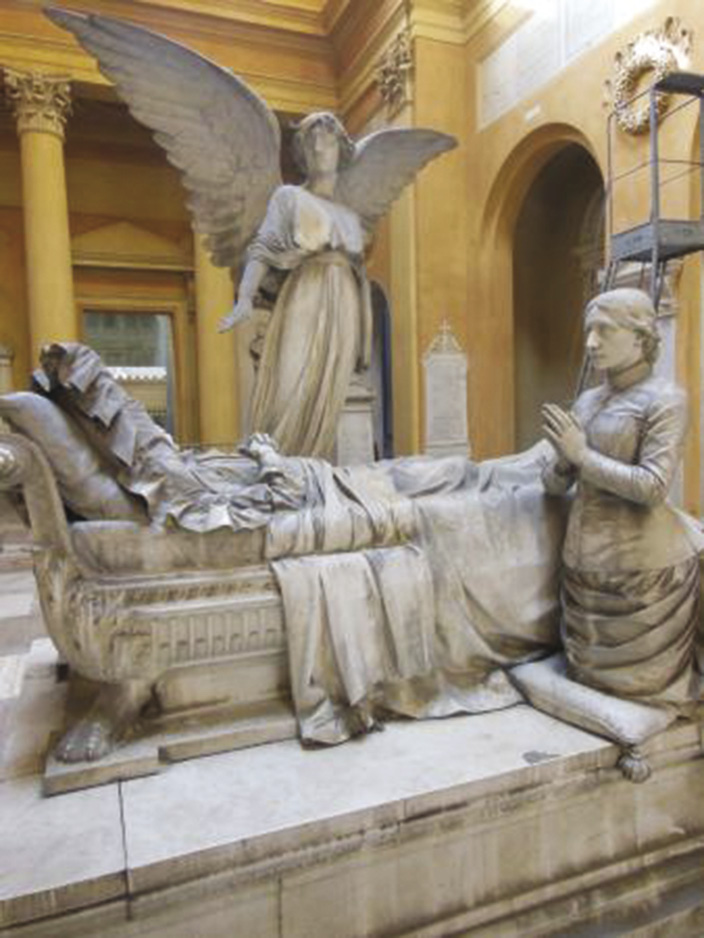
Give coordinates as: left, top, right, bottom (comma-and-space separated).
370, 281, 394, 459
513, 144, 604, 449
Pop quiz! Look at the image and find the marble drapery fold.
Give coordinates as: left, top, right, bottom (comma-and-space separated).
543, 366, 701, 712
271, 446, 568, 743
33, 343, 307, 530
247, 185, 372, 458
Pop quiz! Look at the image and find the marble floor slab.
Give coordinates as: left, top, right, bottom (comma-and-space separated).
3, 702, 703, 936
0, 775, 125, 929
0, 654, 25, 701
119, 706, 610, 892
0, 570, 44, 656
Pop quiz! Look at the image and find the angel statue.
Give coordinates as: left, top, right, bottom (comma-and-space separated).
48, 8, 457, 458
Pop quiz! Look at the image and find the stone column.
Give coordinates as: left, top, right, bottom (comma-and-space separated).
0, 345, 13, 431
0, 345, 14, 395
193, 235, 240, 446
4, 70, 76, 361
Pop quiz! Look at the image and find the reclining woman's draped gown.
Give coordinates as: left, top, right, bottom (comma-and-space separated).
543, 361, 700, 711
246, 184, 372, 459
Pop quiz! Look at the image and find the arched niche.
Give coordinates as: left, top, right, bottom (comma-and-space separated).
513, 144, 604, 449
478, 125, 603, 453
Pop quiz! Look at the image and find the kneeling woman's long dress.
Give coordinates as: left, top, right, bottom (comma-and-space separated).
543, 360, 700, 711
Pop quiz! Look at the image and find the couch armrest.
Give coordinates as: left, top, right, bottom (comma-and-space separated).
0, 432, 74, 558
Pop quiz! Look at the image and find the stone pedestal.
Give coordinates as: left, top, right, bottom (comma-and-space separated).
423, 321, 470, 457
2, 698, 704, 936
335, 380, 376, 465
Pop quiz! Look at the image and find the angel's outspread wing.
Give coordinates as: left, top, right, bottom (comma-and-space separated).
46, 8, 282, 269
335, 128, 457, 232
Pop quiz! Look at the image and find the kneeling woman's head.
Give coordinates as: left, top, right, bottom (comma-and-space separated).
584, 288, 660, 372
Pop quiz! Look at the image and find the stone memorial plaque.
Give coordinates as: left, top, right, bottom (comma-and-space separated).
335, 381, 376, 465
423, 322, 470, 457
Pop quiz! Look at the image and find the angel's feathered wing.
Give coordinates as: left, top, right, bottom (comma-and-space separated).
335, 129, 457, 232
46, 8, 282, 269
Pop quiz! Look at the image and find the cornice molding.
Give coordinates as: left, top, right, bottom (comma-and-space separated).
71, 219, 193, 271
408, 0, 467, 45
322, 0, 352, 34
335, 0, 469, 124
463, 0, 508, 43
335, 0, 406, 121
0, 0, 509, 125
0, 21, 336, 114
50, 0, 328, 37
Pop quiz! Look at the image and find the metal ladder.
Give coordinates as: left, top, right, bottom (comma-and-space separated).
577, 70, 704, 394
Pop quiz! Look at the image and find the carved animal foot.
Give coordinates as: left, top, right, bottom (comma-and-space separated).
54, 680, 153, 764
55, 718, 113, 763
617, 745, 652, 783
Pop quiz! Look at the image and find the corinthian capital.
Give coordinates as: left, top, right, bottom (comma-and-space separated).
3, 69, 71, 139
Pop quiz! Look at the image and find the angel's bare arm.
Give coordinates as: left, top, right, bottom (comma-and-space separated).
218, 260, 269, 332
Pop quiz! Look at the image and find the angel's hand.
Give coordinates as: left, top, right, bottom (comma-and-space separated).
218, 297, 254, 333
542, 403, 587, 467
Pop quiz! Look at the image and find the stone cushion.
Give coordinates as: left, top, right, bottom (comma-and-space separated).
510, 652, 676, 747
0, 392, 146, 523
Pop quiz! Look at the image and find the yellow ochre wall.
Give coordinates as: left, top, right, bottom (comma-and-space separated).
462, 0, 704, 514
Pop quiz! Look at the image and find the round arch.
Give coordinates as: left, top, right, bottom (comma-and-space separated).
471, 124, 603, 454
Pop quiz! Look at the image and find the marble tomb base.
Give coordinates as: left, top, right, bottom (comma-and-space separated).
2, 688, 704, 937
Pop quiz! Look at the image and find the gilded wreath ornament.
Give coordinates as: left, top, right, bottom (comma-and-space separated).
605, 18, 693, 136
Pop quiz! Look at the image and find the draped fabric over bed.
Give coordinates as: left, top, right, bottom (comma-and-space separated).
268, 447, 570, 743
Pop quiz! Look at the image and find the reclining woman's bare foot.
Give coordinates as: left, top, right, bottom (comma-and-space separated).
54, 680, 152, 763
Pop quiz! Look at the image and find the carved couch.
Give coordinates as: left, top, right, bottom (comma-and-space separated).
0, 430, 297, 765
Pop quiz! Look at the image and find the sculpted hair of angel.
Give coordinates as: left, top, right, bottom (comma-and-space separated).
48, 8, 457, 457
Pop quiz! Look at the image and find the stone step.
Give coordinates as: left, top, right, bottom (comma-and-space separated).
0, 569, 44, 655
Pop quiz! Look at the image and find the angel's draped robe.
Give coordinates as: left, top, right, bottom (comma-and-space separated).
247, 184, 372, 458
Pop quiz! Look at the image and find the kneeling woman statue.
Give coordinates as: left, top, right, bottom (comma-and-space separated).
542, 288, 700, 719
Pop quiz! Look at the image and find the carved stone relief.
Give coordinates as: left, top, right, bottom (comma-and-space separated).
376, 28, 413, 117
604, 17, 693, 135
3, 69, 72, 139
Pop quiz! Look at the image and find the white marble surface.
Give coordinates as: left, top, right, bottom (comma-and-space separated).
120, 707, 608, 891
0, 775, 125, 928
0, 570, 43, 657
0, 639, 66, 782
0, 592, 34, 619
2, 702, 703, 936
0, 655, 24, 700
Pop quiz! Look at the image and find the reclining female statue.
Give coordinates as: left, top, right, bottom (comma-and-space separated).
0, 342, 565, 764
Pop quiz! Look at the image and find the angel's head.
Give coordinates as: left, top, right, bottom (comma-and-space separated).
292, 112, 355, 177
